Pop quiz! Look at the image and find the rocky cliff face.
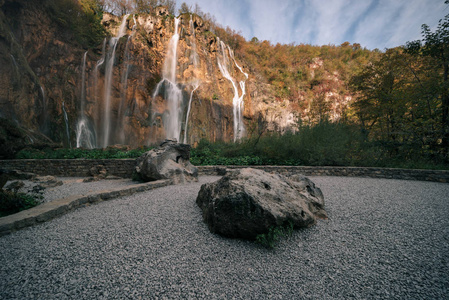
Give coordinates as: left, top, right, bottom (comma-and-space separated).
0, 0, 351, 148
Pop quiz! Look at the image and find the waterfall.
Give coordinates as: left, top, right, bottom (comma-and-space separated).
189, 16, 199, 67
40, 86, 46, 111
183, 16, 200, 144
80, 51, 88, 113
152, 17, 183, 142
228, 45, 248, 79
10, 54, 18, 70
216, 39, 246, 141
76, 51, 96, 148
39, 85, 49, 135
228, 45, 248, 139
62, 101, 71, 148
94, 38, 106, 104
118, 16, 137, 144
132, 15, 137, 32
183, 84, 199, 144
102, 14, 129, 147
76, 118, 96, 149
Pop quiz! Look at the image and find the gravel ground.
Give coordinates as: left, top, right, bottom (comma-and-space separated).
1, 175, 448, 299
5, 177, 139, 203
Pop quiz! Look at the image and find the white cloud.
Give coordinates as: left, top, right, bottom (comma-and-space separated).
177, 0, 448, 49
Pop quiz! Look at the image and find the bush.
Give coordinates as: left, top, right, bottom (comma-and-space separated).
0, 191, 40, 217
45, 0, 106, 48
12, 122, 448, 170
189, 121, 448, 170
255, 221, 294, 249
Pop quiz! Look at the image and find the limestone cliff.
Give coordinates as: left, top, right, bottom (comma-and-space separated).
0, 0, 353, 148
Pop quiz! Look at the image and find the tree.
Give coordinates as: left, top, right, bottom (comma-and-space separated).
406, 13, 449, 156
158, 0, 176, 15
101, 0, 134, 15
349, 48, 440, 158
193, 3, 202, 15
178, 2, 191, 14
134, 0, 158, 13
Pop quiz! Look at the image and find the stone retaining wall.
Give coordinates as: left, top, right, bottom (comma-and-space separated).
0, 159, 136, 177
198, 166, 449, 183
0, 160, 448, 183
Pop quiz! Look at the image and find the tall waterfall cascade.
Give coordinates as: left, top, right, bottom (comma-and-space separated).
93, 38, 106, 105
102, 14, 129, 147
152, 17, 183, 142
39, 85, 49, 135
62, 101, 71, 148
76, 51, 96, 149
184, 16, 200, 144
217, 38, 247, 141
118, 15, 137, 144
66, 13, 250, 148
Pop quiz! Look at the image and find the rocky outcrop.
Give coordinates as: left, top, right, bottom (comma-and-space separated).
0, 0, 352, 148
196, 168, 327, 240
135, 139, 198, 184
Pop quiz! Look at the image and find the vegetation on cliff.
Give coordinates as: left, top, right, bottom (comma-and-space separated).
45, 0, 106, 48
1, 0, 448, 169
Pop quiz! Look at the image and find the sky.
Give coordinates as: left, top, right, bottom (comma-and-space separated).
176, 0, 448, 50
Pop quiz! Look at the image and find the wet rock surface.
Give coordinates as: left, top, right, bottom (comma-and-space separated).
196, 168, 327, 239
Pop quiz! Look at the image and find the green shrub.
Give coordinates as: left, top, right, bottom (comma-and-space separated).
0, 191, 40, 217
45, 0, 106, 48
255, 221, 294, 249
188, 121, 448, 170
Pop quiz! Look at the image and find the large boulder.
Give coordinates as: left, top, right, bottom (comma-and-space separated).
196, 168, 327, 240
135, 139, 198, 184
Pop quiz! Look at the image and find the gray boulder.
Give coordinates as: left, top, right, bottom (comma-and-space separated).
5, 180, 25, 192
196, 168, 327, 240
135, 139, 198, 184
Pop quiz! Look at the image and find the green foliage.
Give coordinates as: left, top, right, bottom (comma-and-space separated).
0, 191, 40, 217
131, 170, 144, 182
256, 221, 294, 249
178, 2, 192, 15
134, 0, 157, 14
15, 146, 152, 159
217, 29, 378, 105
350, 46, 447, 162
45, 0, 106, 48
189, 121, 448, 170
406, 13, 449, 156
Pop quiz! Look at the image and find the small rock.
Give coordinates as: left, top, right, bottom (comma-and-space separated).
33, 175, 63, 188
5, 180, 25, 192
89, 165, 108, 179
30, 184, 45, 194
83, 177, 100, 183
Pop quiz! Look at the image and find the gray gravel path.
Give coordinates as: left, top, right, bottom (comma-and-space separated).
1, 176, 448, 299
